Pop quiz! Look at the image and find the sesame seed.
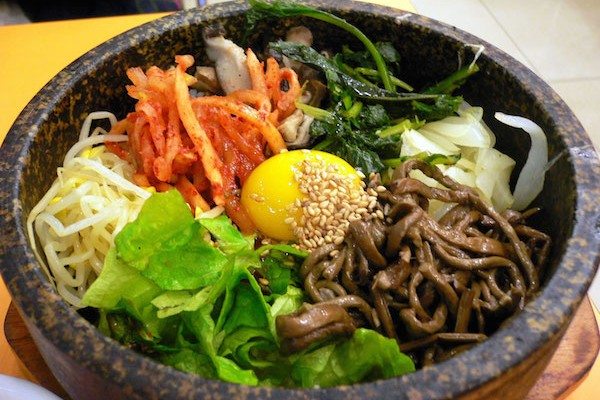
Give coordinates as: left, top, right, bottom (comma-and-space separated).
287, 157, 384, 251
259, 278, 270, 285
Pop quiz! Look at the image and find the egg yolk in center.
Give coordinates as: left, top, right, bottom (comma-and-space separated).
241, 150, 360, 241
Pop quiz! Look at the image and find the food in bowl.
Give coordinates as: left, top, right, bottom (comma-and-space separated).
26, 0, 553, 388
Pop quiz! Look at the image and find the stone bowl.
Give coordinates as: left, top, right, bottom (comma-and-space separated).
1, 1, 599, 399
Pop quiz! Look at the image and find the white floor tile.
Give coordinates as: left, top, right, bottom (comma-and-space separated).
590, 274, 600, 309
411, 0, 535, 71
481, 0, 600, 81
550, 79, 600, 152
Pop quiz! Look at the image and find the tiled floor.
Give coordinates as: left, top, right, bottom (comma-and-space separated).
1, 0, 599, 303
411, 0, 600, 306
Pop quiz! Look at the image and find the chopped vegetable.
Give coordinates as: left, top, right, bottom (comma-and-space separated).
495, 112, 548, 210
247, 0, 395, 91
82, 191, 413, 387
175, 55, 225, 205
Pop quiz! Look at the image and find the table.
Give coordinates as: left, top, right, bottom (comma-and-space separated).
0, 1, 598, 399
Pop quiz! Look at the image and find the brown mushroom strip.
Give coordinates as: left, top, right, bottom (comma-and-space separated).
348, 221, 387, 268
399, 332, 486, 353
386, 207, 423, 257
419, 217, 508, 257
395, 160, 539, 290
418, 261, 459, 315
408, 271, 431, 322
289, 160, 549, 367
400, 302, 448, 337
315, 280, 347, 299
322, 247, 347, 281
304, 259, 331, 302
372, 285, 397, 340
276, 303, 356, 354
454, 288, 476, 333
322, 294, 378, 327
300, 243, 339, 278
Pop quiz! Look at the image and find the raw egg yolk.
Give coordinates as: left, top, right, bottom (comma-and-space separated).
241, 150, 360, 241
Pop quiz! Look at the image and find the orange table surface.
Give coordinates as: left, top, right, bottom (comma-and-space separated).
0, 2, 598, 399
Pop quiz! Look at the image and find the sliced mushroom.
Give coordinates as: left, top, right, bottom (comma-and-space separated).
276, 303, 356, 353
302, 80, 327, 107
278, 109, 313, 148
191, 66, 220, 93
204, 35, 251, 94
286, 26, 313, 47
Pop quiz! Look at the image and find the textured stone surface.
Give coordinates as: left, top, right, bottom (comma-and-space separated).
1, 0, 599, 399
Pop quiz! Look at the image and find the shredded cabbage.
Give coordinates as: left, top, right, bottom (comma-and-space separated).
399, 106, 548, 214
27, 113, 150, 307
400, 105, 516, 212
494, 112, 548, 211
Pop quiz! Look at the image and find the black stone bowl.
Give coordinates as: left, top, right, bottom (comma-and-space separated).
1, 1, 599, 399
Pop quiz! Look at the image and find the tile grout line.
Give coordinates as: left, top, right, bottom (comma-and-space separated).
478, 0, 541, 76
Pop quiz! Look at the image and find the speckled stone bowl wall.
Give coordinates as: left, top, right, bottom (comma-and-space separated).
1, 1, 599, 399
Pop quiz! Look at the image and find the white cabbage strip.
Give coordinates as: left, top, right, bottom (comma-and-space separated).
399, 105, 549, 215
27, 112, 149, 307
401, 105, 516, 214
494, 112, 548, 211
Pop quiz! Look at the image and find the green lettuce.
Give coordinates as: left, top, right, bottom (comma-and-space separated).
84, 191, 414, 388
291, 328, 415, 387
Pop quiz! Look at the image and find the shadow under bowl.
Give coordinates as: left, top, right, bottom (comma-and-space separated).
1, 1, 600, 399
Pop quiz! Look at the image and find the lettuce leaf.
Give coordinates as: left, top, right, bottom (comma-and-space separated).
142, 225, 226, 290
270, 285, 304, 319
198, 215, 254, 254
85, 191, 415, 388
183, 304, 259, 385
115, 190, 195, 270
82, 247, 161, 310
160, 348, 216, 378
291, 328, 415, 388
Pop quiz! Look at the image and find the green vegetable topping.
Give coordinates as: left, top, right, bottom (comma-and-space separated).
83, 191, 414, 387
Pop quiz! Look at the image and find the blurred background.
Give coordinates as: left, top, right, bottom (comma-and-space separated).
1, 0, 599, 306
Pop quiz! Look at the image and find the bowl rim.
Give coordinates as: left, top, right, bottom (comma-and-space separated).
1, 0, 600, 398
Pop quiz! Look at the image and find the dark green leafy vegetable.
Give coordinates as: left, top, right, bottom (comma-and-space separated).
247, 0, 394, 91
269, 41, 433, 101
307, 101, 401, 172
423, 63, 480, 95
250, 0, 479, 175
